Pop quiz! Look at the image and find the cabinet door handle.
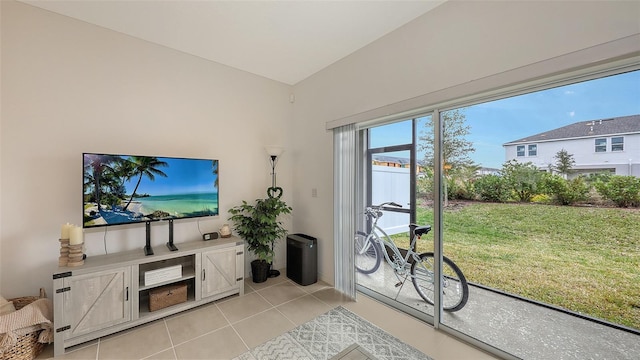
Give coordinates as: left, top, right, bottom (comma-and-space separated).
202, 269, 206, 281
125, 287, 129, 301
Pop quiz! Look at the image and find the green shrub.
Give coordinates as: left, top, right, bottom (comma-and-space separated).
474, 174, 510, 202
531, 194, 552, 204
564, 177, 591, 205
418, 169, 477, 201
501, 160, 544, 202
542, 174, 590, 205
417, 174, 434, 200
585, 172, 613, 185
447, 177, 476, 200
595, 175, 640, 207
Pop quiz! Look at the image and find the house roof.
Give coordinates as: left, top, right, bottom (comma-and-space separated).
372, 155, 426, 167
372, 154, 411, 166
503, 114, 640, 145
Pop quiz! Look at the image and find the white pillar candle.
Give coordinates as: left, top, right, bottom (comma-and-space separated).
61, 223, 71, 239
69, 226, 84, 245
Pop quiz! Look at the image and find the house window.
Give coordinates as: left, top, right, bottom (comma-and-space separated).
528, 144, 537, 156
517, 145, 525, 157
611, 137, 624, 151
595, 138, 607, 152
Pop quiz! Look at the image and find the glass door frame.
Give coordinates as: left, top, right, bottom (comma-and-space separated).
356, 118, 430, 321
365, 120, 417, 233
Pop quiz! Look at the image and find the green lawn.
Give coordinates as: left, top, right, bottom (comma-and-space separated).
389, 202, 640, 330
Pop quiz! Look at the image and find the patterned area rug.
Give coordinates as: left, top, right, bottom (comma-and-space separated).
234, 306, 432, 360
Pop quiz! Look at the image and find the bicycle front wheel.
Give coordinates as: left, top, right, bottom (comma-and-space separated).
354, 231, 382, 274
411, 252, 469, 312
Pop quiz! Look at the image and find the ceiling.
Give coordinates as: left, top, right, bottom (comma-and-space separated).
21, 0, 446, 85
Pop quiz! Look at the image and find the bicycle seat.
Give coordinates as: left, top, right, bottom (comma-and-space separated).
413, 225, 432, 236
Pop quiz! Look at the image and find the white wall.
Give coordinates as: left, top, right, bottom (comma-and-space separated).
292, 1, 640, 284
0, 1, 293, 298
0, 0, 3, 292
2, 0, 638, 297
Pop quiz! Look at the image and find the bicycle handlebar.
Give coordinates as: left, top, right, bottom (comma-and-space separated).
373, 202, 402, 209
365, 202, 403, 220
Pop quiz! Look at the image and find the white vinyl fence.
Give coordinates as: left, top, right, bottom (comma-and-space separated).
370, 165, 410, 235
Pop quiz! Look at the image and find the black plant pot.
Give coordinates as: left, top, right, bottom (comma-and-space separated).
251, 259, 270, 283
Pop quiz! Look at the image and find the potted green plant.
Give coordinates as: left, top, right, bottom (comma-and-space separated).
228, 196, 292, 283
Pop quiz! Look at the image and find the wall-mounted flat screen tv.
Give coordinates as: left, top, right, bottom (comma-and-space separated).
83, 153, 219, 228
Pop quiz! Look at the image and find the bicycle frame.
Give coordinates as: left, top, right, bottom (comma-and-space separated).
356, 203, 469, 312
365, 210, 423, 278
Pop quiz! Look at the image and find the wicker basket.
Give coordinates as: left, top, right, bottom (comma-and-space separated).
1, 289, 47, 360
149, 283, 187, 312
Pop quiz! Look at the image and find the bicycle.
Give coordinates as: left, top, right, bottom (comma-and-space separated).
355, 202, 469, 312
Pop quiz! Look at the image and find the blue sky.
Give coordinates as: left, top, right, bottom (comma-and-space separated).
371, 70, 640, 169
123, 157, 218, 196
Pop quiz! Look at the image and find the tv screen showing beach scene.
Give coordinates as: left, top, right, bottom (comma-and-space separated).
83, 153, 219, 228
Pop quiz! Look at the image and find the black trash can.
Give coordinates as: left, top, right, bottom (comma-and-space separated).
286, 234, 317, 286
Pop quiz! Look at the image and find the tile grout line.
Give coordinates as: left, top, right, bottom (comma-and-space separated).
165, 281, 299, 347
254, 278, 331, 308
79, 279, 336, 360
43, 281, 340, 360
170, 324, 235, 348
164, 318, 179, 360
214, 301, 251, 355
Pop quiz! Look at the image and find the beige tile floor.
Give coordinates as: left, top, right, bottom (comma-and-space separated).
38, 275, 495, 360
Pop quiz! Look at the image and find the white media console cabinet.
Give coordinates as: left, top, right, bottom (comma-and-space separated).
52, 237, 244, 357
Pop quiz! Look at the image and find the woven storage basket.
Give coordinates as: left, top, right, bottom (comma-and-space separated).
149, 283, 187, 312
2, 289, 47, 360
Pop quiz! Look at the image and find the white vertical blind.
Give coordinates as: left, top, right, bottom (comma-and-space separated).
333, 123, 357, 298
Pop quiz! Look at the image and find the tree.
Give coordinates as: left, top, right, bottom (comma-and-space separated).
553, 149, 575, 177
212, 160, 219, 189
420, 109, 475, 169
84, 154, 122, 210
228, 197, 292, 263
419, 109, 476, 205
112, 158, 136, 198
122, 156, 169, 211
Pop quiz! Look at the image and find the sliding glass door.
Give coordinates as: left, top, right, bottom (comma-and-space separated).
436, 69, 640, 359
353, 68, 640, 359
356, 119, 435, 318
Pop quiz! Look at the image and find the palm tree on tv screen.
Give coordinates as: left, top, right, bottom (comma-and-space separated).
84, 154, 121, 211
212, 160, 219, 189
122, 156, 168, 211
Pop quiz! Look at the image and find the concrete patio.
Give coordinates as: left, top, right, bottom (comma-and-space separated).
357, 261, 640, 359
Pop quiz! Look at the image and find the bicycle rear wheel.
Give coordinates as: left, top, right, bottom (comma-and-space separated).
410, 252, 469, 312
354, 231, 382, 274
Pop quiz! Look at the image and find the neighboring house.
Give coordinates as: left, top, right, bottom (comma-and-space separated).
477, 167, 501, 176
503, 115, 640, 177
372, 154, 425, 173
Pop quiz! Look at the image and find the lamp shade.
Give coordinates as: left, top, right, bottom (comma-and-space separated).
265, 146, 284, 158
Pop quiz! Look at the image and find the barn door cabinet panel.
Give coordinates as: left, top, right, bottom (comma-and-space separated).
58, 267, 131, 340
201, 244, 244, 299
53, 237, 244, 357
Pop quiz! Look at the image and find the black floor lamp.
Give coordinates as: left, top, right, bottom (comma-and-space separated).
265, 146, 284, 277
